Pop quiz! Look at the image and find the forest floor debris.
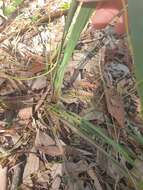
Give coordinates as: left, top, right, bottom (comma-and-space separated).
0, 1, 143, 190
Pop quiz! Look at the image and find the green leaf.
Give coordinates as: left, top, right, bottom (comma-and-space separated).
63, 0, 79, 37
53, 3, 94, 101
60, 2, 70, 11
30, 15, 39, 22
138, 180, 143, 190
4, 5, 16, 16
128, 0, 143, 114
54, 0, 79, 68
3, 0, 23, 16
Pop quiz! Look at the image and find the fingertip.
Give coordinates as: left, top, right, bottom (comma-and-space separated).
91, 8, 120, 29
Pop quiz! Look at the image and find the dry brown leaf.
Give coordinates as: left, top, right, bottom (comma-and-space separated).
0, 166, 7, 190
31, 76, 47, 91
50, 164, 63, 190
100, 47, 125, 128
37, 145, 63, 157
37, 170, 50, 184
106, 159, 123, 180
51, 176, 61, 190
35, 130, 62, 156
51, 164, 63, 179
35, 130, 55, 147
23, 147, 39, 186
96, 150, 123, 180
64, 160, 89, 177
68, 179, 84, 190
104, 87, 125, 128
56, 160, 85, 189
64, 146, 92, 157
10, 164, 23, 190
87, 168, 103, 190
82, 109, 105, 123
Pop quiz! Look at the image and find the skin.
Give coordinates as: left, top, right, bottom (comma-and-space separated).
78, 0, 127, 34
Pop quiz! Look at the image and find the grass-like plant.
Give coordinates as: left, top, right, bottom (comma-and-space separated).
51, 1, 143, 189
52, 1, 94, 101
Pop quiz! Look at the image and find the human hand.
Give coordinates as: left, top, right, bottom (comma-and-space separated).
78, 0, 127, 34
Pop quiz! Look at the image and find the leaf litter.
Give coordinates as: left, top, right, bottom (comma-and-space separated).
0, 0, 143, 190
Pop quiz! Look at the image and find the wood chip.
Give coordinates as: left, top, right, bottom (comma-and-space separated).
18, 107, 32, 120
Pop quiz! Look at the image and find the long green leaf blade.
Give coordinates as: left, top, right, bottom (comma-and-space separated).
128, 0, 143, 114
64, 0, 79, 37
50, 105, 134, 165
53, 3, 94, 101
